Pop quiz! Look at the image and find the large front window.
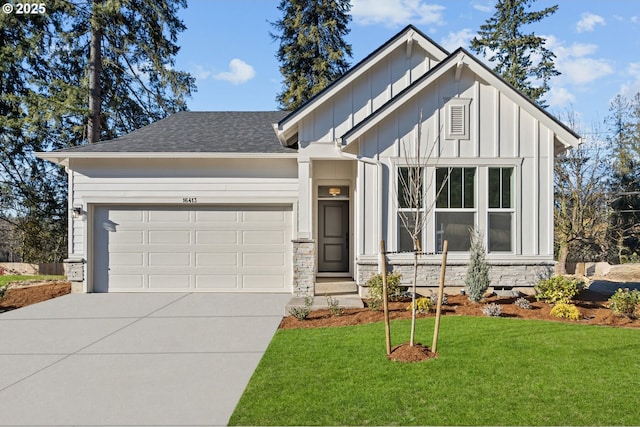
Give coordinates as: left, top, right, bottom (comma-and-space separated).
488, 167, 514, 252
435, 167, 476, 252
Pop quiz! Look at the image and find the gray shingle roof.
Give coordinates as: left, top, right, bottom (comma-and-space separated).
54, 111, 295, 154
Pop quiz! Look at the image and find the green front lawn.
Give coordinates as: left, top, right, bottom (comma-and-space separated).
230, 317, 640, 426
0, 275, 65, 287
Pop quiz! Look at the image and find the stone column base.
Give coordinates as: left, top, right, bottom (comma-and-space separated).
292, 239, 315, 296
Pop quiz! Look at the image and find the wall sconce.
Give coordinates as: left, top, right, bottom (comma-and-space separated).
328, 187, 341, 197
72, 206, 84, 218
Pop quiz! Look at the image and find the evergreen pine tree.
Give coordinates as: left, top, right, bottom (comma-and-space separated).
470, 0, 559, 107
465, 229, 491, 303
271, 0, 352, 110
0, 1, 195, 261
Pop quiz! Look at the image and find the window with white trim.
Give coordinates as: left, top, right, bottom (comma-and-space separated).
488, 167, 514, 252
445, 98, 471, 140
435, 167, 476, 252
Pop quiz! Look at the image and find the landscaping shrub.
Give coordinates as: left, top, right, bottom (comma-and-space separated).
0, 284, 6, 300
406, 297, 433, 314
325, 295, 343, 317
482, 303, 502, 317
608, 288, 640, 318
366, 272, 403, 311
429, 292, 448, 306
288, 295, 314, 320
534, 276, 585, 304
465, 228, 490, 303
515, 297, 532, 309
550, 303, 581, 320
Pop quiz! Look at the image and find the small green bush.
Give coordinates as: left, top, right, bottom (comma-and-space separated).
0, 284, 7, 300
366, 272, 403, 311
406, 297, 433, 314
288, 295, 314, 320
550, 303, 581, 320
534, 276, 585, 304
325, 295, 343, 317
608, 288, 640, 318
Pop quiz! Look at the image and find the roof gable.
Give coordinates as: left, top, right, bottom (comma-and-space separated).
274, 24, 449, 146
340, 48, 581, 154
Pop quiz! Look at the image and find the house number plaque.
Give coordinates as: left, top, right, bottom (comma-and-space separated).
182, 197, 198, 203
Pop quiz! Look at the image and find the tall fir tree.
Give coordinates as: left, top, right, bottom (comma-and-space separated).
470, 0, 559, 107
606, 94, 640, 262
0, 1, 195, 261
271, 0, 352, 110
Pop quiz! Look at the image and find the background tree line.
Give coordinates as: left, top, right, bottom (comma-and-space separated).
0, 0, 195, 262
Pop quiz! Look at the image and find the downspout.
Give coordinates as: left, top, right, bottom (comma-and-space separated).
334, 139, 384, 273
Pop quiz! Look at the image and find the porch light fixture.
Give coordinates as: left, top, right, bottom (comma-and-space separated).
328, 187, 341, 197
72, 205, 84, 218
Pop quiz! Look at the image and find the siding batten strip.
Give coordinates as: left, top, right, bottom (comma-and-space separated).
533, 119, 539, 255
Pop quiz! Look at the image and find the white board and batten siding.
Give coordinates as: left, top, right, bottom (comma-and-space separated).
354, 66, 557, 258
69, 158, 297, 293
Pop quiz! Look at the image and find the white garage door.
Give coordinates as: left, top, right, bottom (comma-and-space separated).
93, 205, 292, 292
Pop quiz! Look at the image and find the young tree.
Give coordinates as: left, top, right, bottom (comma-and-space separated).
470, 0, 560, 106
396, 112, 448, 346
554, 111, 610, 272
606, 94, 640, 262
465, 229, 490, 303
0, 1, 195, 261
271, 0, 352, 110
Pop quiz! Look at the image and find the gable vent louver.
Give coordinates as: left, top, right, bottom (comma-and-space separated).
445, 98, 471, 140
450, 105, 465, 134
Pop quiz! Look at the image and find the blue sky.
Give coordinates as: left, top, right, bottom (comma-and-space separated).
174, 0, 640, 134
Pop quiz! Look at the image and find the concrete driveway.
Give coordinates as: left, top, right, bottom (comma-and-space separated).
0, 292, 290, 426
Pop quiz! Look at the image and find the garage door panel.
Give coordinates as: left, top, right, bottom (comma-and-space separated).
149, 252, 190, 267
243, 253, 285, 267
109, 274, 144, 289
243, 275, 285, 289
148, 210, 190, 222
149, 230, 191, 244
196, 252, 237, 267
110, 253, 144, 266
195, 230, 237, 244
242, 230, 285, 244
110, 230, 144, 244
94, 205, 292, 292
195, 210, 239, 222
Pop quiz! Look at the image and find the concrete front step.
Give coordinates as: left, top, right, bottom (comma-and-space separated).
315, 279, 358, 295
285, 295, 364, 316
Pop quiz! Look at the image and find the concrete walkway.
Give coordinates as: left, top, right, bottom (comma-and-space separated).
0, 292, 290, 426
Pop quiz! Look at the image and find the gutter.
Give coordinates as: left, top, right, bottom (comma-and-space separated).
334, 139, 384, 273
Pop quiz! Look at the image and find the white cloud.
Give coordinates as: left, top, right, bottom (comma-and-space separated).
619, 62, 640, 98
546, 86, 576, 109
193, 65, 212, 81
351, 0, 445, 27
545, 36, 613, 85
472, 2, 493, 13
212, 59, 255, 85
440, 28, 474, 52
576, 12, 605, 33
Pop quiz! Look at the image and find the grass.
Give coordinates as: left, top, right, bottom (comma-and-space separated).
0, 275, 65, 287
230, 317, 640, 426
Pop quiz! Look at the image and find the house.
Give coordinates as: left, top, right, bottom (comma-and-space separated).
38, 25, 581, 295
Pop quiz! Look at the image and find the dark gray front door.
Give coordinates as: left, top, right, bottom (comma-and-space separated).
318, 200, 349, 272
